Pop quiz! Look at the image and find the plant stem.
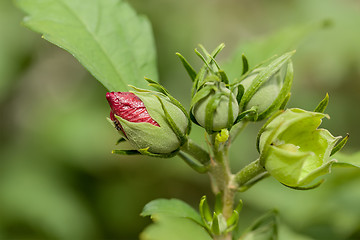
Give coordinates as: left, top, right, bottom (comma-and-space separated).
180, 139, 210, 164
208, 133, 237, 240
234, 159, 266, 186
207, 132, 267, 240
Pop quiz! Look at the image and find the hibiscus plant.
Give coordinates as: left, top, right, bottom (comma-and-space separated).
15, 0, 359, 239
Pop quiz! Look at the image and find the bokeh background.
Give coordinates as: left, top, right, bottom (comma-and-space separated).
1, 0, 360, 239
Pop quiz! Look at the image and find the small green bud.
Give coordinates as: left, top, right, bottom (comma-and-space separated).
241, 68, 281, 112
107, 91, 189, 154
258, 108, 341, 187
239, 51, 294, 121
191, 81, 239, 132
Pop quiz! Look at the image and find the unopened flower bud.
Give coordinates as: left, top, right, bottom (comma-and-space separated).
258, 108, 341, 187
241, 68, 281, 112
191, 81, 239, 132
107, 91, 189, 154
239, 51, 294, 121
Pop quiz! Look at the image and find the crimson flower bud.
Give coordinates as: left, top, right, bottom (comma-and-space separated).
107, 92, 159, 135
106, 91, 189, 154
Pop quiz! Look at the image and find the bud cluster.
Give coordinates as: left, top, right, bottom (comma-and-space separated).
105, 44, 351, 191
178, 44, 295, 133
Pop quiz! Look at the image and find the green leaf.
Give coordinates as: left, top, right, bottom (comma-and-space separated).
333, 152, 360, 168
15, 0, 158, 91
141, 198, 203, 225
239, 210, 278, 240
140, 215, 212, 240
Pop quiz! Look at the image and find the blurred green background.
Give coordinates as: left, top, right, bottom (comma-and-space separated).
1, 0, 359, 239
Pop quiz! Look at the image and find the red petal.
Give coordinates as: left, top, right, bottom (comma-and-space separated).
106, 92, 159, 127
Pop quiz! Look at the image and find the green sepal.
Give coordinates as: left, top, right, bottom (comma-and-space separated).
331, 133, 349, 156
195, 48, 215, 75
227, 87, 234, 128
198, 43, 225, 69
199, 196, 213, 227
138, 147, 179, 158
239, 51, 295, 112
112, 149, 141, 155
193, 44, 225, 93
332, 152, 360, 168
235, 84, 245, 105
205, 92, 223, 133
281, 179, 325, 190
155, 95, 187, 146
234, 106, 258, 125
234, 199, 243, 214
190, 85, 215, 109
238, 173, 270, 192
214, 192, 223, 215
314, 93, 329, 113
226, 199, 243, 232
218, 70, 229, 84
211, 212, 220, 235
279, 92, 291, 110
211, 213, 227, 235
258, 120, 284, 166
116, 138, 126, 144
225, 211, 239, 233
256, 60, 294, 121
242, 54, 249, 75
143, 78, 192, 135
176, 52, 197, 82
178, 152, 209, 174
189, 111, 201, 126
256, 110, 284, 153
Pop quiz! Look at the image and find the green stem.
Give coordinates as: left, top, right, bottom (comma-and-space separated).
234, 159, 266, 187
180, 139, 210, 164
208, 133, 237, 240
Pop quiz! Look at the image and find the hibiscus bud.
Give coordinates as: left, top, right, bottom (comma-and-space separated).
239, 51, 294, 121
106, 91, 189, 154
258, 108, 341, 187
191, 81, 239, 132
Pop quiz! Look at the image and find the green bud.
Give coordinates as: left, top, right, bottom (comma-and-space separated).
191, 81, 239, 132
241, 68, 281, 112
258, 108, 341, 187
239, 51, 294, 121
